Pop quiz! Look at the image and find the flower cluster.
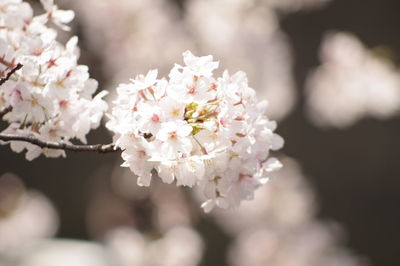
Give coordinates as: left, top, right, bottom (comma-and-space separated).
306, 32, 400, 128
0, 0, 108, 160
107, 51, 284, 212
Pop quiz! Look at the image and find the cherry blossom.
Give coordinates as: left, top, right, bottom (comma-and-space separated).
107, 51, 284, 212
0, 0, 108, 160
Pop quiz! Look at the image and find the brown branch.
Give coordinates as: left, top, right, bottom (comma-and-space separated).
0, 64, 23, 119
0, 63, 22, 86
0, 63, 22, 120
0, 63, 22, 119
0, 106, 12, 119
0, 133, 121, 153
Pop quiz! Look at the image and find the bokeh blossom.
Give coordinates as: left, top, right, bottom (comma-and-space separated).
306, 32, 400, 128
104, 226, 203, 266
229, 224, 364, 266
0, 173, 58, 253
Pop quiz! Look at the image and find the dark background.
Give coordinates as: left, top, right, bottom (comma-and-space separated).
1, 0, 400, 265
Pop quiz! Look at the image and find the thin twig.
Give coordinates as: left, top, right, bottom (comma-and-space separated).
0, 133, 121, 153
0, 64, 22, 119
0, 57, 16, 69
0, 63, 22, 86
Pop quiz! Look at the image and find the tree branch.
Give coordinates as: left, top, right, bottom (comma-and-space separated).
0, 133, 121, 153
0, 63, 120, 154
0, 106, 12, 119
0, 64, 23, 119
0, 63, 22, 86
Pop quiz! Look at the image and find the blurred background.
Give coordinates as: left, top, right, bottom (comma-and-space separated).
1, 0, 400, 265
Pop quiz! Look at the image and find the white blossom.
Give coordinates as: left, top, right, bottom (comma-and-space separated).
107, 51, 284, 212
0, 0, 108, 160
40, 0, 75, 31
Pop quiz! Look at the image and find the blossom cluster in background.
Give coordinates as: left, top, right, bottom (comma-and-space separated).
0, 173, 58, 254
105, 226, 203, 266
0, 172, 204, 266
107, 51, 284, 212
0, 0, 108, 160
306, 32, 400, 128
0, 159, 366, 266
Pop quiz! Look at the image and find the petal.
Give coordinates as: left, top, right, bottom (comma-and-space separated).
201, 199, 215, 213
53, 9, 75, 24
137, 173, 152, 187
40, 0, 53, 12
271, 134, 284, 150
